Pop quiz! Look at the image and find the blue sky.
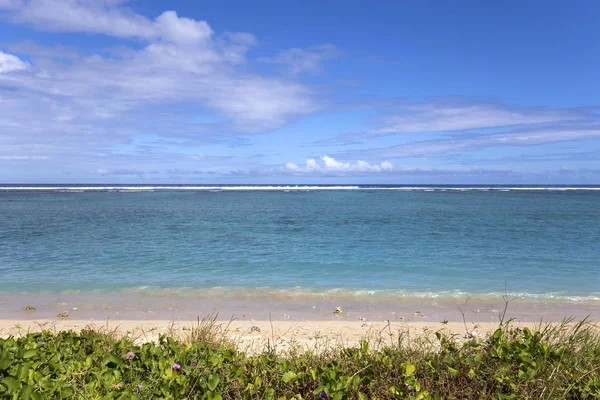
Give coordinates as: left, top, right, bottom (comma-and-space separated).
0, 0, 599, 183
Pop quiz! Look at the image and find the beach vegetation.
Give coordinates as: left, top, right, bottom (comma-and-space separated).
0, 318, 599, 399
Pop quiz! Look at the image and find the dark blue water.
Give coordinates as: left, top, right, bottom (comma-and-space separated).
1, 185, 599, 302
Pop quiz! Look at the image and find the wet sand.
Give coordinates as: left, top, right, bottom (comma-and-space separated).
1, 290, 598, 322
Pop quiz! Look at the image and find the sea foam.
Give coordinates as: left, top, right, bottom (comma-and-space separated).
1, 185, 599, 191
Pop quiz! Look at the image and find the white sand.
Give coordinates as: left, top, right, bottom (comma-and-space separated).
0, 317, 565, 354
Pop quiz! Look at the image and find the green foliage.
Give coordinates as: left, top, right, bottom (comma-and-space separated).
0, 321, 599, 399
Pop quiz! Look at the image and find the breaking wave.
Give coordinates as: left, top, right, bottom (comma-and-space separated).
1, 185, 600, 192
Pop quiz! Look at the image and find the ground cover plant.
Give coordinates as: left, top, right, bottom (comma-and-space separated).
0, 317, 599, 399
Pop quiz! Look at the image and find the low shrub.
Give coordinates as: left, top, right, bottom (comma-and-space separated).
0, 320, 599, 399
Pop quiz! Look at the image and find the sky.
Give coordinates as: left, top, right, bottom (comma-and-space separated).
0, 0, 599, 184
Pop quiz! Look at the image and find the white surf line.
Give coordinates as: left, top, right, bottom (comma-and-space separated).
1, 186, 599, 191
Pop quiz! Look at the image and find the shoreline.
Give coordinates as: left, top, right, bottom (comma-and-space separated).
2, 291, 599, 352
2, 291, 598, 323
2, 290, 599, 353
3, 290, 598, 352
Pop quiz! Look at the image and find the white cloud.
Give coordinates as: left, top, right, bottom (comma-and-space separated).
0, 51, 29, 73
1, 1, 247, 46
5, 40, 82, 59
0, 0, 20, 10
259, 44, 340, 75
226, 155, 515, 178
0, 155, 49, 160
153, 11, 213, 44
284, 155, 397, 175
340, 127, 600, 159
88, 168, 158, 175
0, 0, 320, 160
89, 168, 110, 175
224, 32, 257, 46
369, 103, 578, 135
3, 0, 157, 38
317, 101, 591, 146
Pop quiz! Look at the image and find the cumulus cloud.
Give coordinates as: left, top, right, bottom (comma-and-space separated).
285, 155, 394, 174
222, 155, 517, 179
0, 51, 29, 73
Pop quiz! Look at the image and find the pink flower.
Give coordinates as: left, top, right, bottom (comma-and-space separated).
127, 352, 135, 359
172, 363, 181, 371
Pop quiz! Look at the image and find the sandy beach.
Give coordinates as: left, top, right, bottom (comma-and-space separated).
0, 318, 535, 352
2, 304, 597, 354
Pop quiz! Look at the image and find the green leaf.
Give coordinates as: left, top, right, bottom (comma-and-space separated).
404, 363, 416, 377
282, 371, 297, 383
17, 364, 30, 382
1, 377, 20, 394
22, 350, 36, 360
448, 367, 459, 377
358, 393, 368, 400
102, 355, 121, 368
207, 374, 220, 391
30, 392, 42, 400
0, 355, 13, 370
20, 383, 33, 399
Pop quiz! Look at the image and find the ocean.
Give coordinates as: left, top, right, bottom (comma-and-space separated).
1, 185, 599, 320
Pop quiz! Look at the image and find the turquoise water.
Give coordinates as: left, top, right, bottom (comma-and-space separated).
1, 185, 599, 302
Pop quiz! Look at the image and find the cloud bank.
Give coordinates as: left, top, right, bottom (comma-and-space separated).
279, 155, 514, 178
